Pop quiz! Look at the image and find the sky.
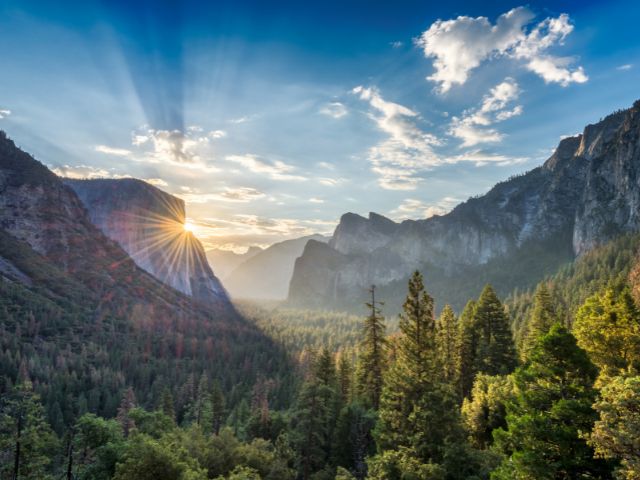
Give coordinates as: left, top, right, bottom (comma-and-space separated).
1, 0, 639, 252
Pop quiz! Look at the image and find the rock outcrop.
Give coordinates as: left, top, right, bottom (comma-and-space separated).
288, 100, 640, 312
65, 178, 230, 308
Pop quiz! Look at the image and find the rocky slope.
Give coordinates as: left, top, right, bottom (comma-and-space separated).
65, 178, 229, 308
222, 234, 328, 300
289, 100, 640, 312
206, 246, 263, 279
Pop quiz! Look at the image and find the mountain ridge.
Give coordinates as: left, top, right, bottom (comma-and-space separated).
288, 99, 640, 313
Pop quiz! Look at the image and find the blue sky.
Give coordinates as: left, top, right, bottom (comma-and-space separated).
1, 0, 639, 251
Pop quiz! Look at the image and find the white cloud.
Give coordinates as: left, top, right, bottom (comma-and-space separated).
98, 126, 219, 172
443, 150, 528, 166
353, 85, 441, 190
417, 7, 587, 92
449, 78, 523, 147
95, 145, 132, 156
178, 186, 266, 204
145, 178, 169, 187
209, 129, 227, 139
226, 154, 306, 181
617, 64, 633, 71
51, 164, 131, 180
319, 102, 348, 119
309, 197, 324, 204
390, 197, 460, 220
0, 109, 11, 119
318, 177, 345, 187
390, 41, 404, 48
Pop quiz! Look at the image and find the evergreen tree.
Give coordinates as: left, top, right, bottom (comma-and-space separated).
290, 378, 334, 480
356, 285, 387, 409
590, 375, 640, 480
210, 381, 226, 435
116, 387, 136, 438
474, 285, 517, 376
337, 353, 353, 404
375, 271, 462, 467
0, 381, 57, 480
332, 402, 376, 479
436, 304, 458, 384
492, 324, 612, 479
521, 283, 557, 360
574, 286, 640, 380
158, 387, 175, 423
457, 300, 478, 399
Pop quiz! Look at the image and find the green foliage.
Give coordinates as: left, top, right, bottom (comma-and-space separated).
473, 285, 518, 377
492, 325, 611, 479
461, 375, 515, 450
590, 375, 640, 480
367, 447, 446, 480
574, 286, 640, 380
355, 286, 387, 409
0, 381, 58, 480
113, 433, 207, 480
376, 272, 463, 469
436, 305, 458, 384
520, 283, 557, 360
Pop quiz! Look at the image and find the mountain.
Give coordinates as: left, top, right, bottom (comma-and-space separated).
223, 234, 328, 300
206, 246, 263, 279
288, 100, 640, 313
0, 131, 290, 423
64, 178, 229, 309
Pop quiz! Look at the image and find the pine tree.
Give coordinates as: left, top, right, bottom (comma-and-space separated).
210, 381, 226, 435
0, 381, 57, 480
158, 388, 175, 423
375, 271, 462, 466
457, 300, 478, 399
337, 352, 353, 404
116, 387, 136, 438
290, 379, 334, 480
474, 285, 517, 376
356, 285, 387, 409
492, 324, 612, 479
436, 304, 458, 384
521, 283, 557, 359
574, 286, 640, 380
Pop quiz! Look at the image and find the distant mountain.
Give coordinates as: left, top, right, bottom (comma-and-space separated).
223, 234, 328, 300
65, 178, 229, 309
0, 131, 288, 416
289, 100, 640, 313
206, 246, 263, 279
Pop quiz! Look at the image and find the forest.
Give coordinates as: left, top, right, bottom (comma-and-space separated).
2, 234, 640, 480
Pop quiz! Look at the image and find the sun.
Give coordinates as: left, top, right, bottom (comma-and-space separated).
183, 221, 195, 233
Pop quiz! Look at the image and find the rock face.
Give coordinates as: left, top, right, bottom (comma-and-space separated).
222, 234, 328, 300
289, 100, 640, 311
0, 130, 231, 320
65, 178, 230, 308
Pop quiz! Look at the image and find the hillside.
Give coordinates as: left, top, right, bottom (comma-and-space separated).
0, 131, 293, 430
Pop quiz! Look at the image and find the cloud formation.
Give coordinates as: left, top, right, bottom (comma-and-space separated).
0, 109, 11, 119
417, 7, 587, 92
51, 164, 131, 180
449, 78, 523, 147
319, 102, 348, 118
390, 197, 460, 220
353, 86, 440, 190
226, 154, 306, 181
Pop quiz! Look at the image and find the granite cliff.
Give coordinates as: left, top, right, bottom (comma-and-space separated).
65, 178, 229, 308
288, 100, 640, 312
